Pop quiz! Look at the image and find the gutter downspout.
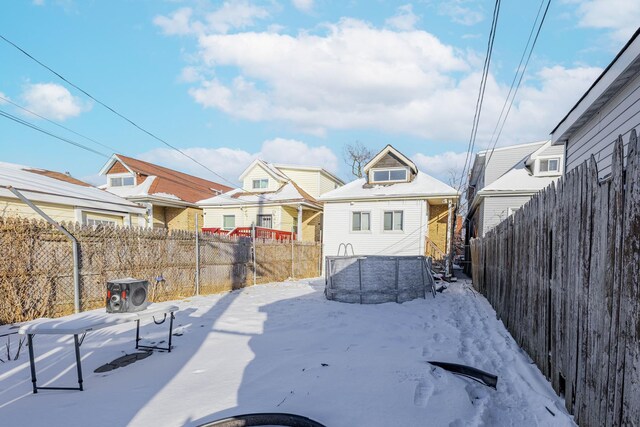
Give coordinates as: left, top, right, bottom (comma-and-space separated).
7, 186, 81, 313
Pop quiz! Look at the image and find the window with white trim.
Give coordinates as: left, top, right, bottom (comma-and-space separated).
252, 179, 269, 189
507, 207, 520, 217
352, 211, 370, 231
371, 168, 408, 183
110, 176, 135, 187
87, 218, 118, 227
383, 211, 403, 231
223, 215, 236, 230
538, 158, 560, 173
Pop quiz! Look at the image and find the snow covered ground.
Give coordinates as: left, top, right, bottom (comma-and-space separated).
0, 278, 574, 426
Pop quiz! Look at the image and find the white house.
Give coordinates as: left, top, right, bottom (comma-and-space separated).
466, 140, 564, 238
319, 145, 460, 262
551, 27, 640, 178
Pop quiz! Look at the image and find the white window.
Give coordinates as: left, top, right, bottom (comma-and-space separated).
539, 158, 560, 173
252, 179, 269, 189
352, 212, 370, 231
223, 215, 235, 230
257, 214, 273, 228
110, 176, 135, 187
383, 211, 403, 231
371, 168, 408, 183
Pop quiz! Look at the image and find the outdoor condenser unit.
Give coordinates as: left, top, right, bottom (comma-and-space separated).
106, 278, 149, 313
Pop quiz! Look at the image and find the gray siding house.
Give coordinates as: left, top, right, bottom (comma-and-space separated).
466, 140, 564, 238
551, 28, 640, 178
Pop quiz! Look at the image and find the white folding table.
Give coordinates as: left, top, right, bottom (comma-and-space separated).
18, 304, 179, 393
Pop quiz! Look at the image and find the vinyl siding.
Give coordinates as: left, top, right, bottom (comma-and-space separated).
276, 168, 319, 198
564, 71, 640, 178
323, 199, 426, 259
241, 164, 283, 192
203, 205, 285, 230
484, 142, 545, 185
481, 195, 532, 236
319, 173, 341, 195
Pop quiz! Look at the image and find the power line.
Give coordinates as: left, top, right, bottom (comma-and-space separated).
0, 94, 119, 153
472, 0, 552, 185
0, 108, 110, 158
0, 33, 241, 191
456, 0, 502, 194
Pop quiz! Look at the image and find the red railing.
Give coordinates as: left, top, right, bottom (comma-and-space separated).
202, 226, 296, 241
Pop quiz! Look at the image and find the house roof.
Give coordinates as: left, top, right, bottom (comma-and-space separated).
23, 168, 93, 187
197, 181, 321, 208
478, 162, 559, 194
319, 171, 459, 202
551, 27, 640, 144
274, 164, 345, 186
0, 162, 145, 215
363, 144, 418, 174
100, 154, 233, 205
238, 159, 289, 182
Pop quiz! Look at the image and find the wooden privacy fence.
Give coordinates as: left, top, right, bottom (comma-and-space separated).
470, 133, 640, 426
0, 217, 322, 325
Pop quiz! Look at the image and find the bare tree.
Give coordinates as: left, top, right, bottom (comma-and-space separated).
343, 141, 374, 178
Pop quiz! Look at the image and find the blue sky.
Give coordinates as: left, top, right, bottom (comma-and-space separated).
1, 0, 639, 187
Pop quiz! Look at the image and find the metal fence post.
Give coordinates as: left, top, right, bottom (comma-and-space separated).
291, 228, 295, 279
195, 213, 200, 296
251, 224, 257, 286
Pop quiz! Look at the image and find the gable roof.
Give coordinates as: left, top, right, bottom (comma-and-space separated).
23, 168, 93, 187
274, 164, 345, 186
99, 154, 233, 205
0, 162, 145, 215
551, 27, 640, 144
363, 145, 418, 174
319, 171, 458, 202
238, 159, 290, 182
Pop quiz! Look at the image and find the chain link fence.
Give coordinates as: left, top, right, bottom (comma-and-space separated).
0, 217, 322, 325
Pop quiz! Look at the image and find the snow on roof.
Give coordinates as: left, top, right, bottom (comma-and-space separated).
107, 176, 187, 204
198, 182, 317, 206
0, 162, 145, 214
479, 161, 559, 194
319, 171, 459, 202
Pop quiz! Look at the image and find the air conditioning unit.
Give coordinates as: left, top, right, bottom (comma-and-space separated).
106, 278, 149, 313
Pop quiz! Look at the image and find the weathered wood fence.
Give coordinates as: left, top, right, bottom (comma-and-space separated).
471, 133, 640, 426
0, 217, 321, 325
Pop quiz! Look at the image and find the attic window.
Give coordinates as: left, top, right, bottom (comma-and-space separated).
110, 176, 134, 187
539, 158, 560, 173
253, 179, 269, 189
371, 168, 408, 183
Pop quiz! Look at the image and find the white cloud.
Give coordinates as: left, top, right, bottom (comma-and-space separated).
568, 0, 640, 43
439, 1, 484, 26
292, 0, 314, 13
137, 138, 339, 185
159, 10, 601, 147
385, 4, 419, 31
21, 83, 92, 121
413, 151, 468, 185
153, 1, 270, 36
0, 92, 8, 104
32, 0, 45, 5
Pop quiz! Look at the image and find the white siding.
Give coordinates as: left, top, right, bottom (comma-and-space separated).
322, 199, 427, 260
241, 165, 283, 192
484, 142, 545, 185
481, 195, 532, 236
565, 71, 640, 178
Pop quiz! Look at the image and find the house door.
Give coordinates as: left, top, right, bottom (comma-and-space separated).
257, 214, 273, 228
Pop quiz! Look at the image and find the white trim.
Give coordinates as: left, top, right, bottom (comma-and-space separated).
350, 210, 371, 233
239, 159, 288, 182
534, 155, 563, 176
382, 210, 404, 232
98, 154, 136, 176
369, 166, 410, 184
273, 164, 345, 186
363, 145, 418, 174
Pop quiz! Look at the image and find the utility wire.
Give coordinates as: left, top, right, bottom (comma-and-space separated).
472, 0, 552, 185
456, 0, 502, 194
0, 108, 110, 158
0, 94, 119, 153
0, 33, 240, 191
